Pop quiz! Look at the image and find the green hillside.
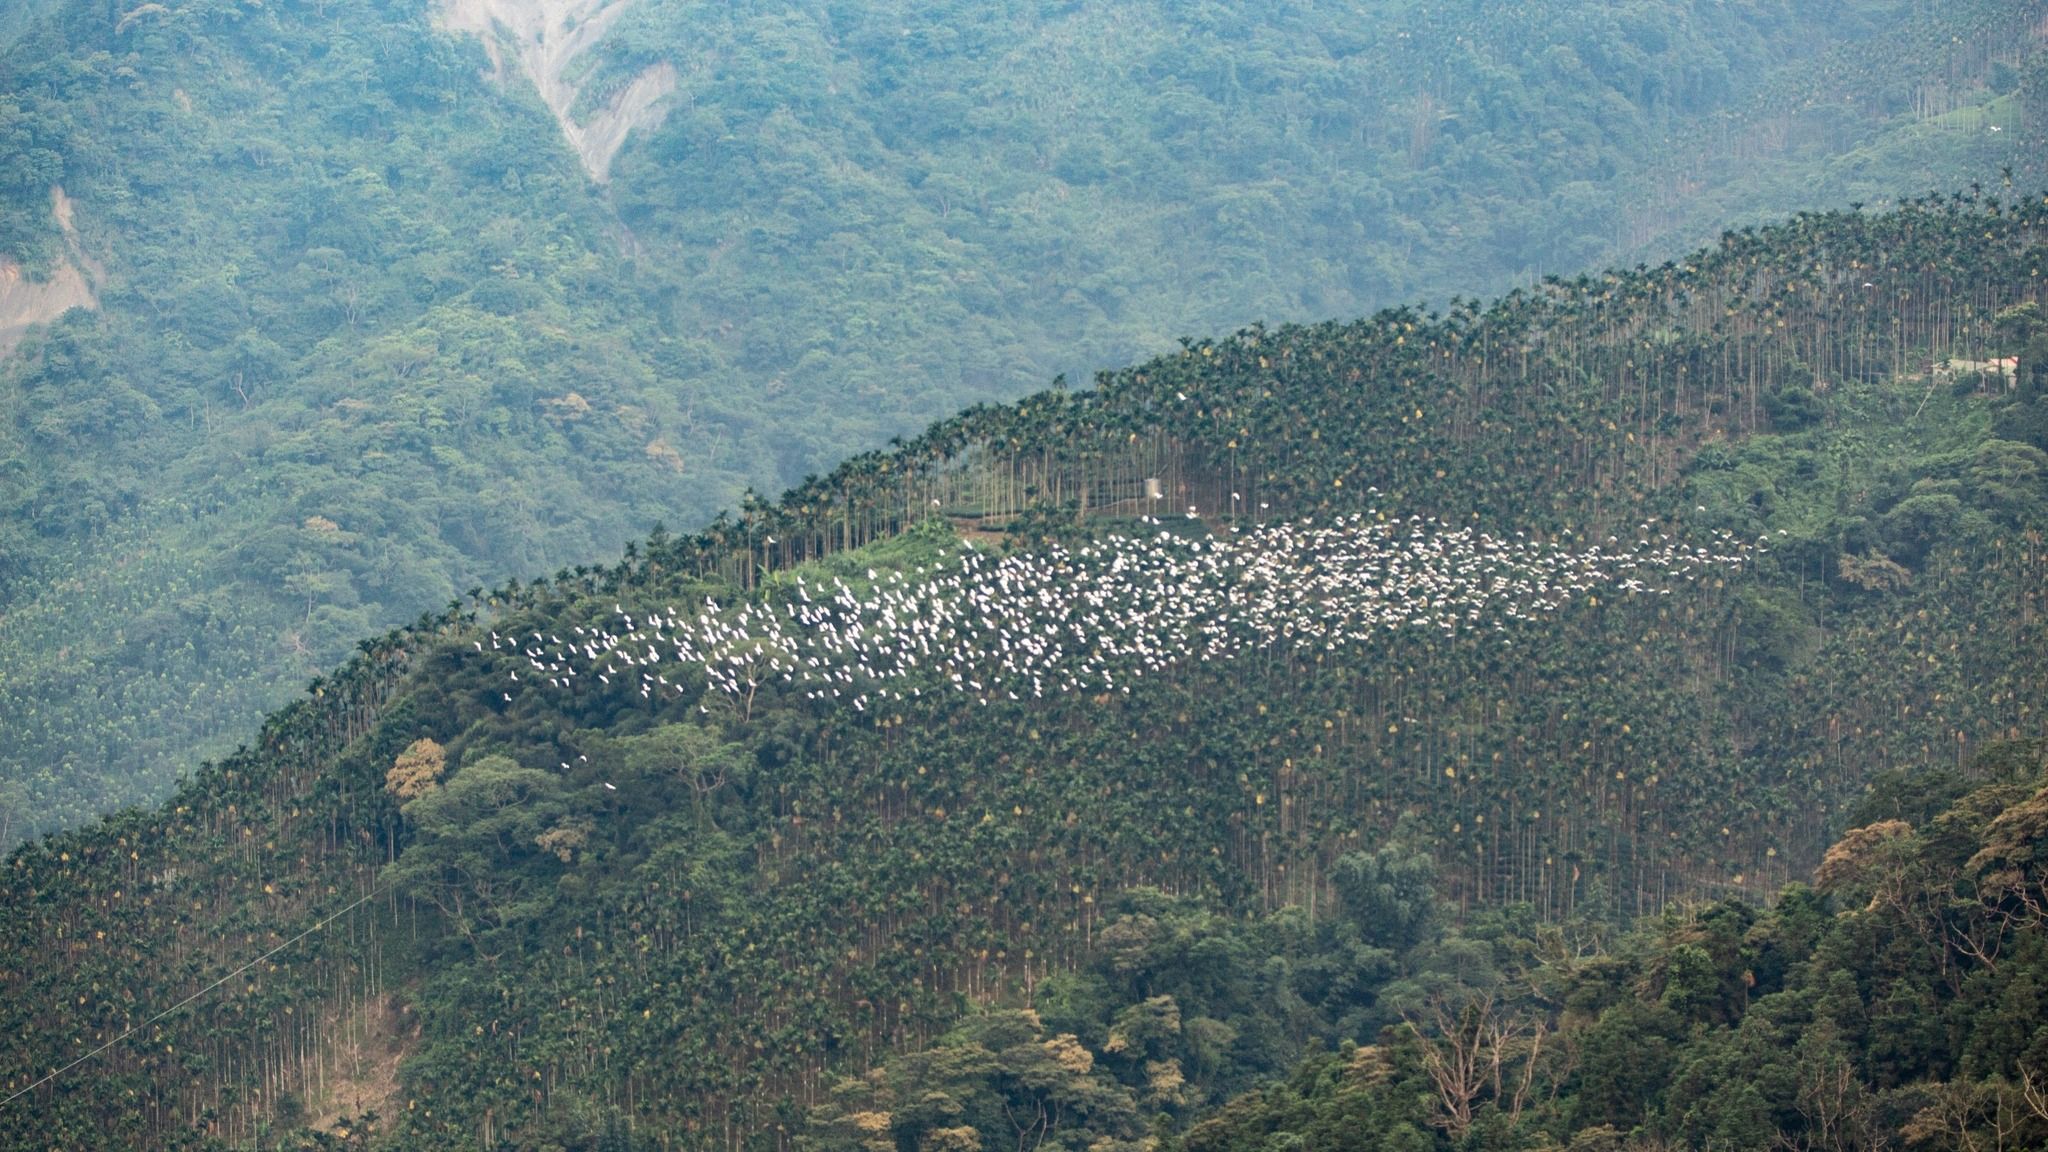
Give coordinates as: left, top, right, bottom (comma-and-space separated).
810, 739, 2048, 1152
1, 196, 2043, 1149
1157, 740, 2048, 1152
1, 0, 2044, 844
0, 2, 55, 50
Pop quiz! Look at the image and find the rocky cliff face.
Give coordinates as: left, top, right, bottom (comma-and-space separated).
435, 0, 674, 182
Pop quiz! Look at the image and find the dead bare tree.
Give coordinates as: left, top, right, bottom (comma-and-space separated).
1405, 991, 1552, 1138
1903, 1079, 2031, 1152
2019, 1065, 2048, 1124
1792, 1033, 1866, 1152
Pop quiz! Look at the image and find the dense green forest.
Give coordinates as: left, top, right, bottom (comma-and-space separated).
0, 0, 57, 50
1, 195, 2044, 1149
1, 0, 2044, 843
1068, 739, 2048, 1152
815, 739, 2048, 1152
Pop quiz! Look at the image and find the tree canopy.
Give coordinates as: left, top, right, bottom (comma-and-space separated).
0, 193, 2044, 1149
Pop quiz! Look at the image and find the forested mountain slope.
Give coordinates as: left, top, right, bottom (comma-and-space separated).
0, 0, 57, 51
1, 197, 2044, 1150
0, 0, 2044, 843
1147, 741, 2048, 1152
814, 740, 2048, 1152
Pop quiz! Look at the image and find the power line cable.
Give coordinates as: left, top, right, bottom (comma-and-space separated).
1, 882, 384, 1110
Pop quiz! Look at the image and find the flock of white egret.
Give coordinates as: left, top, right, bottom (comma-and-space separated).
481, 513, 1763, 716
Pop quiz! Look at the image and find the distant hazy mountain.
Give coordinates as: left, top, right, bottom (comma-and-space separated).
0, 0, 57, 49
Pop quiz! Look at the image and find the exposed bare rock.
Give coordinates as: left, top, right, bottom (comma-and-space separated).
0, 187, 102, 359
436, 0, 675, 183
305, 995, 418, 1135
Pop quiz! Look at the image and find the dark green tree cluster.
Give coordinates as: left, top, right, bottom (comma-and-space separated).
1170, 741, 2048, 1152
